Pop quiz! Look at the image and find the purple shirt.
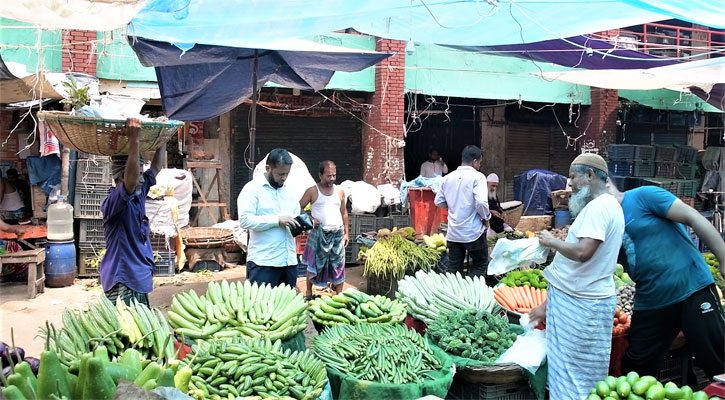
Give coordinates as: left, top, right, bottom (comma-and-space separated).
100, 169, 156, 293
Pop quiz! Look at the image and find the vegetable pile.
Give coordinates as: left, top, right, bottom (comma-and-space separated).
422, 233, 448, 254
181, 338, 328, 400
39, 296, 174, 367
703, 253, 725, 295
308, 289, 406, 327
313, 323, 443, 384
3, 325, 182, 400
363, 234, 440, 279
614, 264, 634, 289
426, 310, 517, 363
493, 285, 547, 314
617, 284, 635, 316
168, 280, 307, 342
377, 226, 417, 241
588, 372, 716, 400
612, 309, 631, 336
499, 268, 548, 290
396, 271, 500, 325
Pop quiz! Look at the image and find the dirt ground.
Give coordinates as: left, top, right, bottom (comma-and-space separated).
0, 264, 367, 358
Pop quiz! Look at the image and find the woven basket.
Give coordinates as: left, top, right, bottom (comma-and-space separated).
181, 227, 234, 248
501, 201, 523, 228
38, 111, 182, 156
457, 362, 525, 384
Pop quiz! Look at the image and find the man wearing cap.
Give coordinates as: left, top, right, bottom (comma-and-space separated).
485, 173, 512, 236
529, 153, 624, 400
607, 183, 725, 381
434, 145, 491, 278
100, 118, 167, 306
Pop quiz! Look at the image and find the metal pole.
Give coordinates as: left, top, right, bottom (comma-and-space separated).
248, 50, 258, 181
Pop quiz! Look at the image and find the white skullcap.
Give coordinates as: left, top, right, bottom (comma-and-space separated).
487, 173, 499, 183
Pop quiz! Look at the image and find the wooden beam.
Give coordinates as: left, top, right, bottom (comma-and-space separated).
218, 112, 231, 220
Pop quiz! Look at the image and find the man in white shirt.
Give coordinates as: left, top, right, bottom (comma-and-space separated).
434, 145, 490, 278
529, 153, 625, 400
238, 148, 301, 288
420, 148, 448, 178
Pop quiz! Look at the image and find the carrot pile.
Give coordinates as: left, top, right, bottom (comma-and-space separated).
494, 285, 547, 314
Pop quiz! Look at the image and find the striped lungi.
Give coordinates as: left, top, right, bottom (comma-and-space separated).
546, 284, 616, 400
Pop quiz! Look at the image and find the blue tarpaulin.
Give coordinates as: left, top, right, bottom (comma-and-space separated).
128, 37, 390, 121
130, 0, 724, 49
514, 169, 567, 216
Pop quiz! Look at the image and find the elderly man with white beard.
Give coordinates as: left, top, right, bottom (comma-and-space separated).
529, 153, 625, 400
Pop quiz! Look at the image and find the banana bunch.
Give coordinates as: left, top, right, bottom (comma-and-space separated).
423, 233, 447, 253
40, 296, 174, 367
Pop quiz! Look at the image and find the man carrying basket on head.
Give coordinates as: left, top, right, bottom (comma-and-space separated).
100, 118, 167, 306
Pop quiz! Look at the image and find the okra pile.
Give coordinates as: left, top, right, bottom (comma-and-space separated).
182, 338, 328, 400
313, 323, 443, 385
426, 309, 517, 363
168, 280, 307, 342
309, 289, 406, 327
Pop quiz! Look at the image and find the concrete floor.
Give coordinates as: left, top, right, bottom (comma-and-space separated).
0, 264, 366, 358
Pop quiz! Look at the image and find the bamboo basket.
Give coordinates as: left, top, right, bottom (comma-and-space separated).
181, 227, 234, 249
501, 201, 523, 228
38, 111, 182, 156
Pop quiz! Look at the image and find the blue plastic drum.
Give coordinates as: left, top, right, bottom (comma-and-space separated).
45, 241, 76, 287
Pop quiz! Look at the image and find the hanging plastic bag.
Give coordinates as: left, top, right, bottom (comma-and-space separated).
488, 238, 549, 276
495, 327, 547, 375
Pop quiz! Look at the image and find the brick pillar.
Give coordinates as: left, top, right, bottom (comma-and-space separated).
362, 39, 406, 186
61, 30, 96, 74
585, 30, 620, 153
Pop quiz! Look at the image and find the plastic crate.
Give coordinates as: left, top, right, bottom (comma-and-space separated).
632, 160, 655, 177
78, 245, 105, 277
374, 217, 393, 231
655, 145, 678, 162
642, 178, 678, 194
153, 252, 175, 277
656, 162, 678, 178
677, 163, 697, 179
367, 274, 400, 298
392, 214, 411, 229
607, 144, 635, 160
73, 185, 111, 219
75, 158, 112, 187
608, 161, 634, 177
447, 378, 534, 400
295, 234, 308, 255
633, 145, 655, 161
675, 145, 698, 164
656, 348, 689, 385
676, 180, 697, 197
345, 243, 361, 265
351, 214, 376, 234
78, 218, 104, 245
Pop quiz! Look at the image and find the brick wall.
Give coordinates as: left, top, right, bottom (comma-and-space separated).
362, 39, 406, 186
61, 30, 96, 74
585, 30, 620, 153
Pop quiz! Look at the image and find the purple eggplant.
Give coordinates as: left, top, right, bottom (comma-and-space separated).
2, 365, 11, 379
0, 342, 6, 361
3, 347, 24, 367
23, 357, 39, 375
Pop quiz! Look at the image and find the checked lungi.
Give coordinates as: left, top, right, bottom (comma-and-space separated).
302, 226, 345, 286
546, 284, 616, 400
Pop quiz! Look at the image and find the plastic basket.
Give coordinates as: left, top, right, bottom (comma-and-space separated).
675, 145, 698, 164
38, 111, 183, 156
656, 162, 678, 178
150, 232, 176, 252
677, 163, 697, 179
655, 145, 678, 162
350, 214, 376, 234
73, 185, 111, 219
75, 157, 112, 187
78, 245, 105, 277
607, 144, 635, 160
374, 217, 393, 231
392, 214, 411, 229
656, 348, 689, 385
633, 160, 655, 177
608, 161, 634, 177
78, 218, 104, 245
447, 378, 533, 400
345, 243, 361, 265
366, 273, 403, 298
633, 145, 655, 161
642, 178, 678, 194
676, 180, 697, 197
295, 233, 308, 255
153, 252, 176, 277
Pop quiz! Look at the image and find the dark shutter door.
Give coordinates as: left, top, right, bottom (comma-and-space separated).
231, 105, 362, 217
505, 123, 551, 199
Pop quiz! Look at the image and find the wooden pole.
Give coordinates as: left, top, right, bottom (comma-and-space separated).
219, 112, 231, 220
248, 50, 258, 181
60, 147, 70, 197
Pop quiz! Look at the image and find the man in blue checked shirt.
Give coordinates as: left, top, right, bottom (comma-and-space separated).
238, 148, 301, 288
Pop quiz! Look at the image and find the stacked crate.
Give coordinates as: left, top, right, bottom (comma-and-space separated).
675, 145, 698, 179
149, 232, 177, 277
75, 155, 112, 277
345, 214, 375, 264
607, 144, 655, 179
655, 145, 678, 178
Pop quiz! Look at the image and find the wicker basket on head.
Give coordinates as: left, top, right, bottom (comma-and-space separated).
501, 200, 523, 228
181, 227, 234, 249
38, 111, 182, 156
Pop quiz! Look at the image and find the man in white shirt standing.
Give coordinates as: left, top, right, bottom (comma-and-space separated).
529, 153, 625, 400
434, 145, 490, 278
420, 148, 448, 178
238, 148, 301, 288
